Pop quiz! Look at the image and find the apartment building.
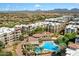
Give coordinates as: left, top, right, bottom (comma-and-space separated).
14, 27, 21, 40
44, 16, 71, 33
65, 25, 77, 33
14, 16, 73, 34
0, 27, 21, 45
69, 18, 79, 25
45, 16, 74, 22
69, 21, 79, 25
66, 17, 79, 34
41, 21, 63, 33
63, 16, 74, 21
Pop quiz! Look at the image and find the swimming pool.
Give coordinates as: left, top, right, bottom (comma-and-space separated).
42, 41, 60, 52
35, 41, 60, 54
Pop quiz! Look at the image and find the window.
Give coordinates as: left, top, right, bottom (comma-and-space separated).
66, 29, 70, 33
75, 38, 79, 43
5, 37, 7, 39
4, 34, 7, 36
71, 29, 75, 33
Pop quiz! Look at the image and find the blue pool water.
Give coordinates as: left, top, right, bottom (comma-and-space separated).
35, 47, 42, 54
35, 41, 60, 54
42, 41, 60, 52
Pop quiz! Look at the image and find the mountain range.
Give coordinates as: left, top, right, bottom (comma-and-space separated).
0, 8, 79, 13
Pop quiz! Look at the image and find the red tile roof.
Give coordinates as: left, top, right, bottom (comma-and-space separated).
68, 43, 79, 49
44, 32, 51, 34
33, 32, 52, 38
33, 34, 44, 38
28, 37, 38, 41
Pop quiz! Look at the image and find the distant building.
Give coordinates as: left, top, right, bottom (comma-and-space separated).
15, 16, 74, 34
63, 16, 74, 21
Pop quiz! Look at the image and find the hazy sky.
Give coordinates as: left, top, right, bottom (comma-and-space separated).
0, 3, 79, 11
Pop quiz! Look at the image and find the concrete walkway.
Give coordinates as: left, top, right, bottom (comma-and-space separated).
15, 38, 27, 56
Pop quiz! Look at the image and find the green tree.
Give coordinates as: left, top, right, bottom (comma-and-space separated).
23, 44, 35, 56
19, 35, 24, 41
64, 32, 76, 40
55, 36, 64, 44
59, 43, 67, 48
0, 41, 5, 51
38, 38, 43, 43
62, 36, 69, 43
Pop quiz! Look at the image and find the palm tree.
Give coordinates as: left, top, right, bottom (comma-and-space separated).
64, 32, 76, 41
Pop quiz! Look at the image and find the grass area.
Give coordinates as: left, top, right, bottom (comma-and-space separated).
0, 50, 12, 56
